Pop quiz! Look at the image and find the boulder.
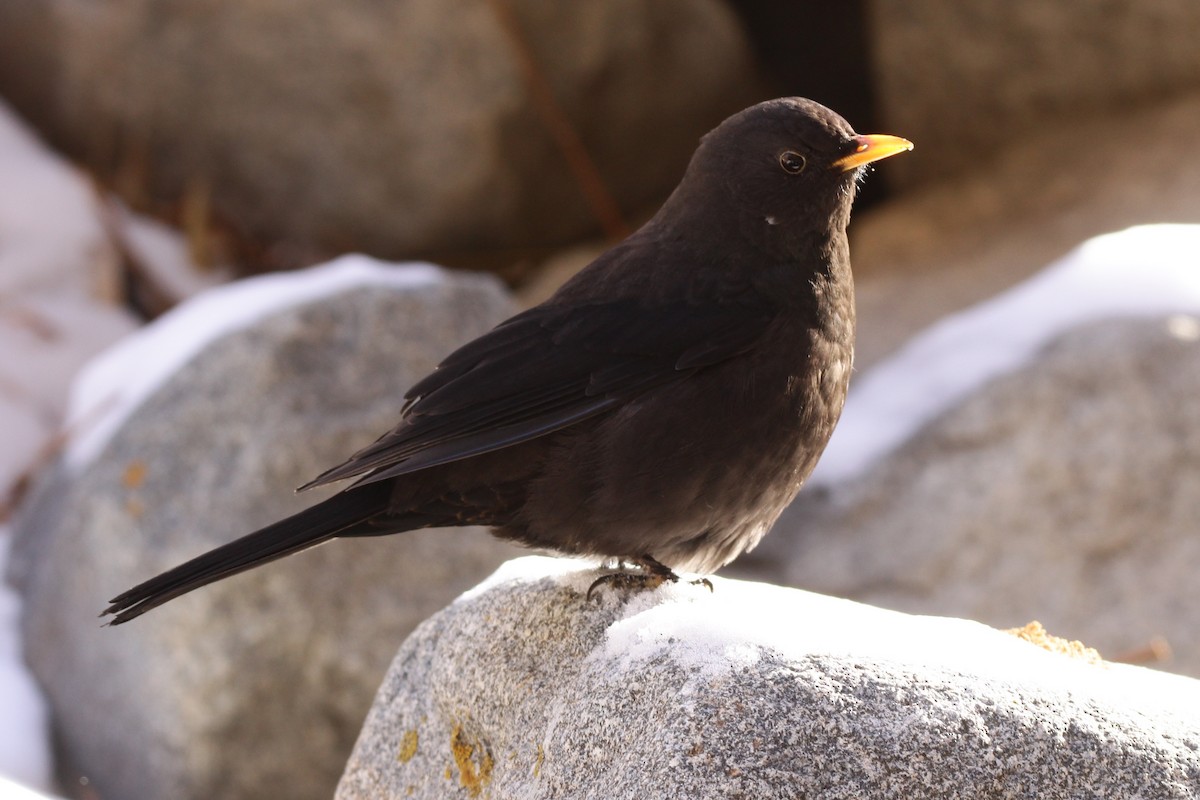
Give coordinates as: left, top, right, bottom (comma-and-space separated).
751, 313, 1200, 678
8, 258, 526, 800
338, 556, 1200, 799
0, 0, 761, 266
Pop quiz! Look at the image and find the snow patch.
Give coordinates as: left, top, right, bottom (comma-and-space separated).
0, 531, 54, 794
0, 98, 114, 300
64, 256, 447, 470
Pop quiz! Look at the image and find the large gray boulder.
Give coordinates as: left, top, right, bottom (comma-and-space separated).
8, 258, 526, 800
338, 556, 1200, 799
0, 0, 760, 264
750, 314, 1200, 678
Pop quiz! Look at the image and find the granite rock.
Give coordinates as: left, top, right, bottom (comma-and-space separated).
338, 557, 1200, 799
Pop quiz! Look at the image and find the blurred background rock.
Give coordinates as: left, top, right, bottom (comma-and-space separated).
0, 0, 766, 286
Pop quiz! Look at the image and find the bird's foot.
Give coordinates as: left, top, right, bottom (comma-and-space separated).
586, 571, 670, 600
587, 555, 709, 601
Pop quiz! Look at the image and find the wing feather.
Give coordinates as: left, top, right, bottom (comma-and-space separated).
301, 299, 775, 491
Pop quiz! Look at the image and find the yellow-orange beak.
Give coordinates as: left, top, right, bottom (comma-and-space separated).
831, 134, 913, 172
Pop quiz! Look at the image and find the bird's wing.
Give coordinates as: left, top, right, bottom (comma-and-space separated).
300, 299, 775, 490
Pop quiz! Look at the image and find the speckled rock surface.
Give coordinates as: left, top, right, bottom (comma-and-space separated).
337, 557, 1200, 799
8, 262, 525, 800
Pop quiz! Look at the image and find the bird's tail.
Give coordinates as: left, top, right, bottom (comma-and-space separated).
102, 483, 396, 625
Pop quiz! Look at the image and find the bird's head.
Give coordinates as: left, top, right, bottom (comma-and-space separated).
662, 97, 912, 262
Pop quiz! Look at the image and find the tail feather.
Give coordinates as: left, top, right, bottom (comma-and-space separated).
102, 484, 393, 625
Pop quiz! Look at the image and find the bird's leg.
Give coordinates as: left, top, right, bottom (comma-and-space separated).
587, 554, 689, 600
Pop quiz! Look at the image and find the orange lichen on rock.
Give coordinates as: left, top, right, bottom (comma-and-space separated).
122, 459, 147, 489
450, 724, 493, 797
397, 729, 419, 763
1006, 620, 1103, 665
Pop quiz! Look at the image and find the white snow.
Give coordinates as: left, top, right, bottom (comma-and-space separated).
0, 99, 116, 300
0, 776, 58, 800
810, 224, 1200, 486
0, 531, 53, 795
469, 550, 1200, 715
0, 295, 137, 497
0, 99, 139, 501
63, 256, 447, 470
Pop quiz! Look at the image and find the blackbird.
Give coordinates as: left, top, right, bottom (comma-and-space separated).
103, 97, 911, 624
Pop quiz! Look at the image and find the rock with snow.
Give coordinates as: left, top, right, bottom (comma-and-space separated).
8, 258, 525, 800
817, 225, 1200, 486
757, 314, 1200, 679
739, 227, 1200, 678
337, 556, 1200, 799
0, 0, 760, 267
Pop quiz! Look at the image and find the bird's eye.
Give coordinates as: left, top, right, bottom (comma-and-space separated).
778, 151, 806, 174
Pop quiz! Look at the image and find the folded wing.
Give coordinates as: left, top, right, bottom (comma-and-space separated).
301, 298, 776, 490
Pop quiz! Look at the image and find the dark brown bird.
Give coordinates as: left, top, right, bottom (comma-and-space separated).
103, 97, 911, 624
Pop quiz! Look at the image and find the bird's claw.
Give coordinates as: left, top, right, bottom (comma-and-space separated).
587, 569, 676, 601
586, 555, 713, 601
